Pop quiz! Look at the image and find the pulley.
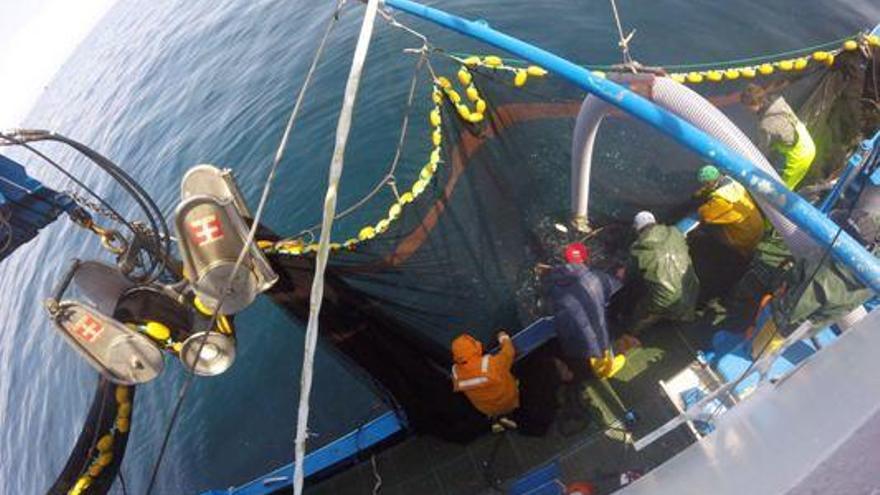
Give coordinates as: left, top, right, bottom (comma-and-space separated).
174, 164, 277, 314
178, 331, 236, 376
47, 300, 164, 385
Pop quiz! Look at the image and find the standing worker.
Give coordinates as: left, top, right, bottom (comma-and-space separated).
540, 243, 626, 380
695, 165, 765, 258
625, 211, 700, 335
741, 83, 816, 190
451, 331, 520, 430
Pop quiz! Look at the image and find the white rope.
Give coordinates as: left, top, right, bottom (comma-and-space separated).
292, 1, 380, 494
608, 0, 635, 67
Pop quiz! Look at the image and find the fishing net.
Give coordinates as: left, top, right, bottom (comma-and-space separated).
263, 40, 880, 444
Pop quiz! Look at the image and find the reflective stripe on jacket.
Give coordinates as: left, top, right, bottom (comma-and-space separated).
452, 335, 519, 417
698, 178, 765, 256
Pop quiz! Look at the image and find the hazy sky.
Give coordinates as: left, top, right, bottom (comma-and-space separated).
0, 0, 116, 127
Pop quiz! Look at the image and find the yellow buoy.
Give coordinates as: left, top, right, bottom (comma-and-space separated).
724, 68, 740, 80
358, 226, 376, 241
466, 85, 479, 101
825, 54, 835, 67
686, 72, 703, 84
412, 179, 428, 197
172, 342, 183, 354
88, 463, 103, 478
115, 387, 130, 405
670, 73, 686, 83
843, 39, 858, 51
462, 56, 482, 67
758, 63, 774, 75
591, 70, 606, 79
457, 104, 472, 120
457, 67, 472, 86
514, 70, 528, 87
812, 50, 829, 62
343, 238, 358, 249
432, 128, 442, 146
778, 59, 794, 71
144, 321, 171, 341
868, 35, 880, 47
97, 434, 114, 452
72, 476, 92, 494
706, 70, 723, 82
97, 452, 113, 467
446, 90, 461, 104
430, 148, 440, 165
388, 203, 402, 220
399, 192, 414, 204
118, 402, 132, 419
475, 99, 487, 114
526, 65, 547, 76
375, 219, 391, 234
329, 243, 341, 251
429, 109, 441, 128
432, 90, 442, 105
420, 164, 434, 180
117, 416, 131, 433
469, 112, 484, 123
256, 240, 274, 250
436, 76, 452, 89
483, 55, 502, 67
741, 67, 756, 79
793, 57, 808, 70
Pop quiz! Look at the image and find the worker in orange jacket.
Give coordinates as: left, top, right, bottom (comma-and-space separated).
695, 165, 765, 258
451, 331, 519, 424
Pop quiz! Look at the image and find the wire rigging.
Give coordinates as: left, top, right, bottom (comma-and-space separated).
143, 1, 350, 493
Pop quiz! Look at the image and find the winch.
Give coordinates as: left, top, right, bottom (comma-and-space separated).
175, 164, 277, 314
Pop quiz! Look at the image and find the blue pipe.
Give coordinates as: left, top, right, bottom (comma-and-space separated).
384, 0, 880, 293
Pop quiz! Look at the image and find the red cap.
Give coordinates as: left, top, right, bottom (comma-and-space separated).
564, 242, 589, 264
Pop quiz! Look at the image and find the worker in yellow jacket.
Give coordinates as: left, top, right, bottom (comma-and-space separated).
695, 165, 765, 258
451, 332, 519, 425
741, 83, 816, 190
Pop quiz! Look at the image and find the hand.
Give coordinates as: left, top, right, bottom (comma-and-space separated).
497, 331, 510, 342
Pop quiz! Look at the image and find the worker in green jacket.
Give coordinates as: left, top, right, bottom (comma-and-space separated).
625, 211, 701, 335
741, 83, 816, 190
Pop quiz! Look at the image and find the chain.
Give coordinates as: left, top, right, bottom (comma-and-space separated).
67, 190, 129, 226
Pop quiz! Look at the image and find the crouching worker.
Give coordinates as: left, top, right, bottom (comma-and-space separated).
624, 211, 700, 336
540, 243, 626, 380
695, 165, 765, 259
451, 331, 519, 432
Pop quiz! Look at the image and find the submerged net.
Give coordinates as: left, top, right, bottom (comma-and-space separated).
263, 38, 880, 443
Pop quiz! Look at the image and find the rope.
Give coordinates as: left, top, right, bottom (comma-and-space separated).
607, 0, 635, 67
293, 1, 380, 494
143, 2, 349, 493
370, 454, 382, 495
291, 48, 427, 239
446, 32, 860, 72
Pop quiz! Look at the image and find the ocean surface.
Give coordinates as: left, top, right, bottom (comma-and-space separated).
1, 0, 878, 493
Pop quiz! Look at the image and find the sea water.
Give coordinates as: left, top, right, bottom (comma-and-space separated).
1, 0, 878, 493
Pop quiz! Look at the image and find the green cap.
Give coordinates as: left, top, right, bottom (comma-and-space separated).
697, 165, 721, 183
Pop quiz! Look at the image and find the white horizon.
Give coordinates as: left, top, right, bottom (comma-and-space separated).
0, 0, 117, 128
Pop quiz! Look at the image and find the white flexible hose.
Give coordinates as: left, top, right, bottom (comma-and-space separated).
292, 1, 380, 494
571, 95, 610, 226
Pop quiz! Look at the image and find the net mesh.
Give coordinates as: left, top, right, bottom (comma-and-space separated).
265, 43, 880, 442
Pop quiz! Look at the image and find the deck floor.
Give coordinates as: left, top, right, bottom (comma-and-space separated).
303, 320, 713, 495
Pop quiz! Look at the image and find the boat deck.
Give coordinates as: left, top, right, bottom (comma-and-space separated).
302, 320, 712, 495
